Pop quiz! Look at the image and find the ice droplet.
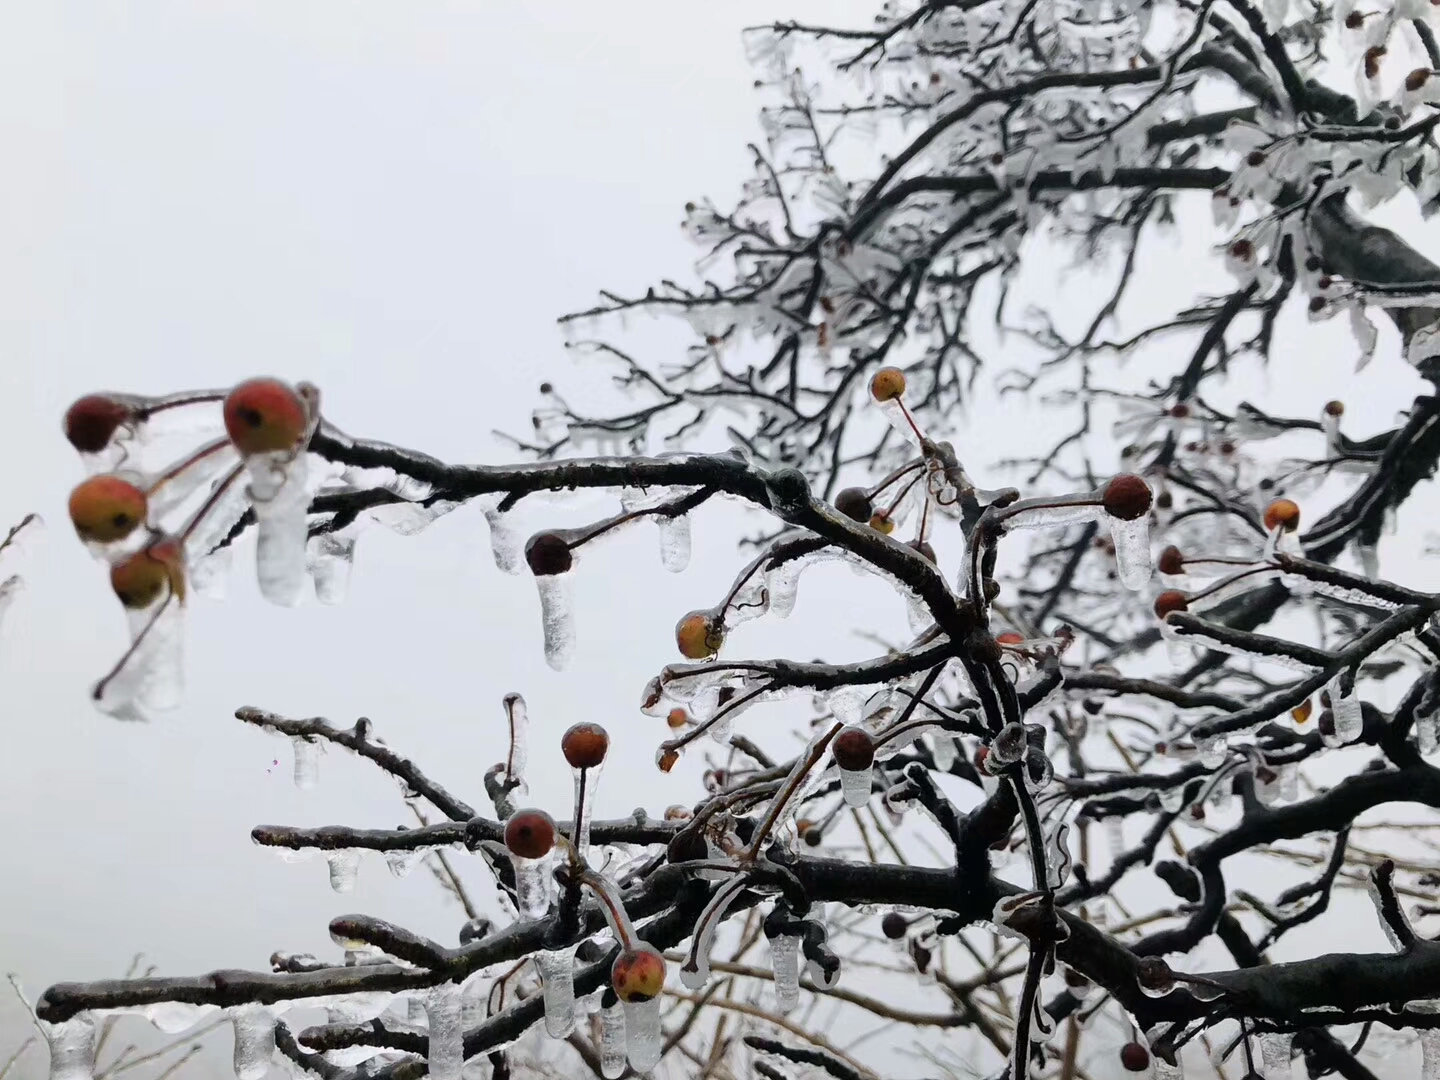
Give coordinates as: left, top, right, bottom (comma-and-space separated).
839, 767, 872, 808
308, 533, 356, 605
512, 853, 552, 920
622, 996, 663, 1072
535, 573, 576, 671
42, 1015, 96, 1080
769, 933, 801, 1014
1328, 675, 1363, 744
536, 947, 577, 1038
229, 1005, 275, 1080
247, 454, 310, 607
658, 514, 691, 573
1259, 1030, 1292, 1078
425, 982, 464, 1080
292, 736, 321, 790
385, 849, 421, 879
1108, 512, 1152, 590
327, 850, 360, 893
483, 505, 523, 576
600, 1002, 627, 1078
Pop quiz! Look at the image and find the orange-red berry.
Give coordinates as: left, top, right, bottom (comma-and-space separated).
1263, 498, 1300, 533
561, 722, 609, 770
611, 946, 666, 1003
995, 631, 1024, 646
69, 475, 148, 544
1292, 699, 1313, 725
223, 378, 309, 456
667, 707, 688, 730
1157, 545, 1185, 576
1154, 590, 1188, 620
110, 540, 185, 609
1102, 474, 1153, 521
64, 395, 131, 454
869, 366, 906, 402
503, 809, 557, 860
676, 610, 724, 660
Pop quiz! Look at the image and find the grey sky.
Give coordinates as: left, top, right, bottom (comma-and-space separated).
5, 3, 1440, 1079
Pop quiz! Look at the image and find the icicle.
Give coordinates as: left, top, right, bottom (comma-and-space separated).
327, 850, 360, 893
930, 733, 958, 770
292, 736, 320, 790
536, 947, 577, 1038
0, 575, 24, 634
1328, 675, 1363, 744
600, 1002, 626, 1078
308, 533, 356, 605
623, 996, 662, 1072
500, 693, 529, 796
93, 597, 185, 719
42, 1016, 96, 1080
839, 766, 872, 808
1259, 1031, 1292, 1078
425, 982, 464, 1080
1105, 816, 1125, 860
229, 1005, 275, 1080
657, 514, 691, 573
483, 505, 523, 575
1420, 1027, 1440, 1080
247, 454, 310, 607
512, 852, 552, 920
535, 573, 576, 671
769, 933, 801, 1014
572, 762, 601, 859
1419, 710, 1440, 756
1109, 513, 1152, 590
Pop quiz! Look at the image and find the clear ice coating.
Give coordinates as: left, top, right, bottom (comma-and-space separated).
1108, 512, 1152, 590
769, 933, 801, 1014
93, 597, 185, 719
1328, 675, 1364, 744
246, 453, 310, 607
482, 504, 523, 575
988, 723, 1027, 768
1421, 1027, 1440, 1080
292, 736, 321, 790
0, 574, 24, 634
536, 947, 577, 1038
500, 693, 529, 796
308, 533, 357, 605
425, 982, 464, 1080
600, 1001, 627, 1078
572, 761, 602, 860
327, 850, 360, 893
512, 853, 552, 920
839, 766, 872, 808
1153, 1056, 1184, 1079
999, 501, 1102, 532
535, 573, 576, 671
657, 513, 692, 573
622, 996, 663, 1072
680, 874, 750, 990
42, 1015, 96, 1080
229, 1005, 276, 1080
1259, 1031, 1292, 1078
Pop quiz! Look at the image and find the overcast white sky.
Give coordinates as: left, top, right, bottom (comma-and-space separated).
5, 4, 1440, 1080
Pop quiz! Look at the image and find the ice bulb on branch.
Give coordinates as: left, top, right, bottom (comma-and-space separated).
831, 725, 876, 808
1325, 674, 1363, 744
42, 1015, 96, 1080
561, 721, 609, 860
1258, 1031, 1292, 1079
503, 809, 557, 919
1102, 474, 1154, 590
525, 532, 576, 671
291, 735, 321, 790
536, 946, 577, 1038
611, 945, 666, 1072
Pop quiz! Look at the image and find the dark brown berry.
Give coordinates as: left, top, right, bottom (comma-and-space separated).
561, 722, 609, 769
1120, 1042, 1151, 1071
1102, 474, 1153, 521
835, 487, 873, 522
525, 532, 573, 576
64, 395, 132, 454
503, 810, 556, 859
1157, 545, 1185, 576
1154, 590, 1188, 620
832, 726, 876, 771
881, 912, 908, 940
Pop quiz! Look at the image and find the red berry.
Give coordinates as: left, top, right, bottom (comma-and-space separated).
223, 378, 310, 456
1120, 1042, 1151, 1071
69, 475, 148, 544
611, 946, 666, 1003
1157, 545, 1185, 576
1154, 590, 1188, 620
996, 631, 1024, 645
64, 395, 131, 454
1102, 474, 1153, 521
1263, 498, 1300, 533
503, 810, 556, 859
832, 725, 876, 771
907, 539, 937, 564
110, 539, 185, 609
561, 722, 609, 769
666, 707, 688, 730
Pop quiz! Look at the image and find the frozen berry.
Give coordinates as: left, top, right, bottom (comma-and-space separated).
611, 945, 666, 1003
1407, 68, 1431, 92
69, 475, 148, 544
503, 809, 556, 859
676, 610, 724, 659
907, 539, 937, 563
869, 366, 906, 402
1102, 474, 1152, 521
1157, 545, 1184, 575
561, 722, 609, 769
64, 395, 131, 454
223, 378, 309, 455
832, 725, 876, 771
1345, 9, 1365, 27
1136, 957, 1174, 994
881, 912, 908, 940
667, 708, 688, 730
1120, 1042, 1151, 1072
525, 532, 573, 576
834, 487, 873, 522
1263, 498, 1300, 533
1228, 239, 1254, 261
1318, 709, 1336, 738
1292, 699, 1313, 724
869, 511, 895, 535
1154, 590, 1188, 620
1365, 45, 1387, 80
110, 539, 184, 609
1324, 400, 1344, 418
658, 749, 680, 773
803, 826, 823, 847
995, 631, 1024, 645
1245, 150, 1265, 167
